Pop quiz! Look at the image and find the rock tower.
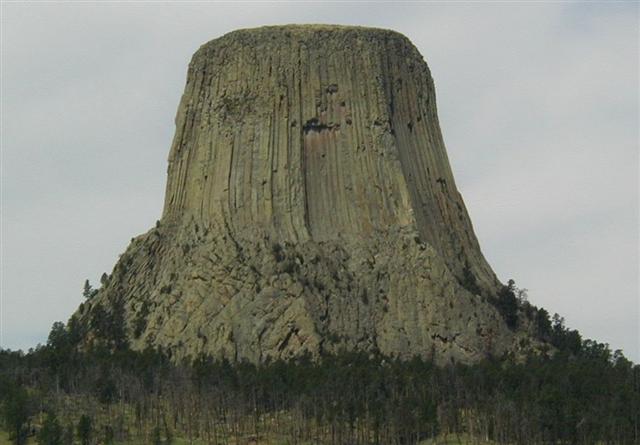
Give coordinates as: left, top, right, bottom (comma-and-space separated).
77, 25, 534, 363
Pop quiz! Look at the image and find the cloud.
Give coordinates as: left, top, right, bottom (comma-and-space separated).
2, 3, 638, 360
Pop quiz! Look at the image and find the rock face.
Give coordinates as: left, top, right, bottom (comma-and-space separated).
77, 25, 534, 364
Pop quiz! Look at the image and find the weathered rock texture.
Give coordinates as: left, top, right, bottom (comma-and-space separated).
77, 25, 536, 364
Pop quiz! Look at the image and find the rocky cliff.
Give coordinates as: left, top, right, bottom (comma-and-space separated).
76, 25, 537, 364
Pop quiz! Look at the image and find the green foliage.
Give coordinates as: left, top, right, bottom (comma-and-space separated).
491, 279, 519, 329
95, 371, 118, 404
271, 242, 285, 262
152, 425, 162, 445
133, 301, 150, 339
535, 307, 552, 338
77, 415, 92, 445
89, 299, 129, 351
0, 380, 31, 445
0, 339, 638, 445
37, 413, 62, 445
90, 304, 110, 339
460, 261, 481, 295
82, 279, 98, 300
2, 280, 639, 445
47, 322, 68, 350
551, 314, 582, 355
462, 273, 525, 331
61, 424, 73, 445
103, 425, 114, 444
164, 423, 173, 445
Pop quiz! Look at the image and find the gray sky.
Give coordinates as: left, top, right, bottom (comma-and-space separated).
2, 2, 638, 361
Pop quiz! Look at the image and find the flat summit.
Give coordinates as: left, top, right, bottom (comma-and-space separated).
76, 25, 540, 363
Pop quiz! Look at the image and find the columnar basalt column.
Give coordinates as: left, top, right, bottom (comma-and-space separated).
76, 26, 538, 364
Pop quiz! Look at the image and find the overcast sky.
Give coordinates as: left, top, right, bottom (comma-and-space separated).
2, 2, 638, 361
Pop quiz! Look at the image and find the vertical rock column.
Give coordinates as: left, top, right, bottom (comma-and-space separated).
162, 25, 497, 290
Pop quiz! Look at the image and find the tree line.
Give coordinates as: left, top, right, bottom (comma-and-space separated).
1, 282, 638, 445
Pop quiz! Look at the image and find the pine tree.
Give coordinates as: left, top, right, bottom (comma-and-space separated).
82, 279, 98, 300
1, 384, 31, 445
77, 415, 92, 445
37, 413, 62, 445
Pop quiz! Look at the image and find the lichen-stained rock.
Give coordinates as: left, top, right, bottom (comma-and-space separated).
76, 25, 536, 364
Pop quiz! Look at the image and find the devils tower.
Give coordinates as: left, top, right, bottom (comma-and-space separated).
76, 25, 537, 364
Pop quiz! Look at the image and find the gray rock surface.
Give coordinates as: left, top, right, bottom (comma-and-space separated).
76, 25, 538, 364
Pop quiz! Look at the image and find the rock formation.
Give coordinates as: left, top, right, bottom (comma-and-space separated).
76, 25, 537, 364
